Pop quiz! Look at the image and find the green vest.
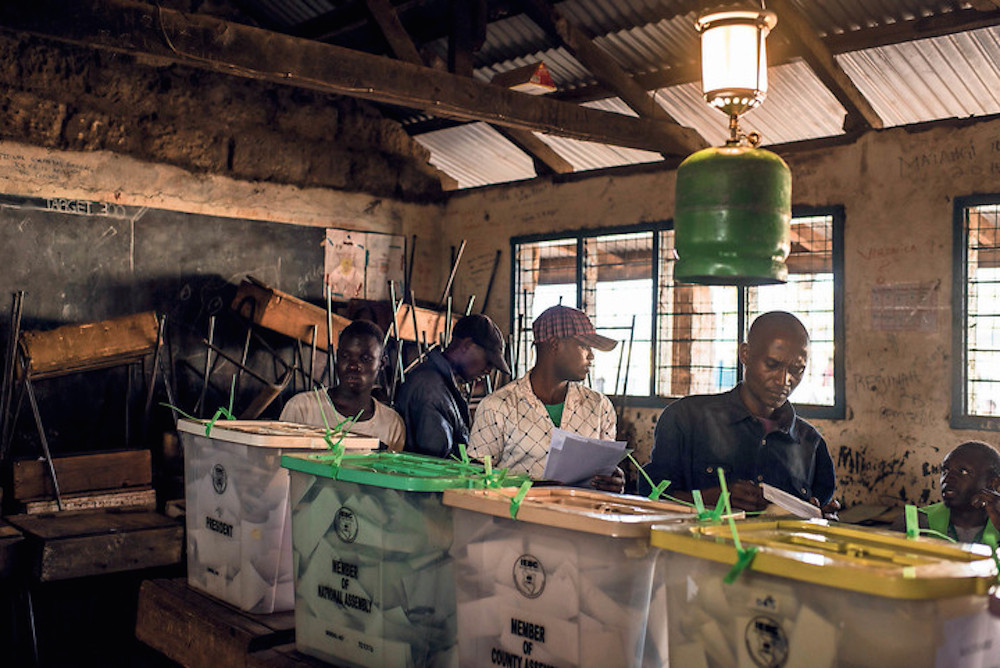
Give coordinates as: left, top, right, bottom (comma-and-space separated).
922, 502, 1000, 548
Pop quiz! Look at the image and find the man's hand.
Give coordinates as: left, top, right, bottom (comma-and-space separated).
973, 487, 1000, 530
811, 497, 841, 521
695, 481, 768, 512
590, 467, 626, 493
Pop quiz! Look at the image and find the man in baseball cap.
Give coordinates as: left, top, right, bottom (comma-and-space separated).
469, 305, 624, 491
531, 304, 618, 353
397, 314, 509, 459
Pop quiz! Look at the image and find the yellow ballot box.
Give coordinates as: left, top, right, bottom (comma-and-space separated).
649, 519, 1000, 668
443, 487, 702, 668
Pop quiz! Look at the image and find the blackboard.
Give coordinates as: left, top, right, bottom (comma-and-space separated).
0, 194, 327, 456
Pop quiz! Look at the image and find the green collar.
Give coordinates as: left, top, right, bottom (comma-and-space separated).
923, 502, 999, 548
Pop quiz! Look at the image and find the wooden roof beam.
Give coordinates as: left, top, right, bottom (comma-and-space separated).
365, 0, 572, 174
0, 0, 706, 157
765, 0, 882, 132
515, 0, 705, 156
364, 0, 423, 65
556, 8, 1000, 107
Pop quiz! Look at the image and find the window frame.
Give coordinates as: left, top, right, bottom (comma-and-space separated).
509, 205, 845, 420
952, 194, 1000, 430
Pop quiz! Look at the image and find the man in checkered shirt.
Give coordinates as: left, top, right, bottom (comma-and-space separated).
468, 305, 625, 492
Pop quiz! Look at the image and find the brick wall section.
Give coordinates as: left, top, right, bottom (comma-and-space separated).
0, 30, 446, 201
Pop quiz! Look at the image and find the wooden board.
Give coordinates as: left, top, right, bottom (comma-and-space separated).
232, 279, 351, 350
136, 578, 296, 668
23, 487, 156, 514
13, 450, 152, 500
20, 311, 158, 378
394, 303, 460, 345
7, 509, 183, 581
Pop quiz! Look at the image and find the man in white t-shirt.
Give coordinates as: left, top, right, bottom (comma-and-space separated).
280, 320, 405, 451
468, 305, 623, 491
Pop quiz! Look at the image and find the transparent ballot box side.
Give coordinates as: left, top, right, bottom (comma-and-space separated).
282, 451, 528, 668
649, 519, 1000, 668
443, 486, 702, 668
180, 418, 376, 613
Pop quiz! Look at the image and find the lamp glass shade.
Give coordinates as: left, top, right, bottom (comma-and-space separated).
697, 10, 776, 117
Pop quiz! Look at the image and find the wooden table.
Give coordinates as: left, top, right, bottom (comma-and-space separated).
136, 578, 332, 668
6, 508, 183, 581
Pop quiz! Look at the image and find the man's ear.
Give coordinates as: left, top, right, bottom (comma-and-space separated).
738, 341, 750, 366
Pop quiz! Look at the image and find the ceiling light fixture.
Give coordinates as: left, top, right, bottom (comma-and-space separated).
673, 2, 792, 286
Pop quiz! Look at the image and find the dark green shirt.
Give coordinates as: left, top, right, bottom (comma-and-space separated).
544, 402, 564, 427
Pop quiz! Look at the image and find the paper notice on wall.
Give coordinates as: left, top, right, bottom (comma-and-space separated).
325, 229, 405, 301
870, 281, 939, 332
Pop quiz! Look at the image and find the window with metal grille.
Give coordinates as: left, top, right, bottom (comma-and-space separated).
510, 207, 843, 417
953, 197, 1000, 428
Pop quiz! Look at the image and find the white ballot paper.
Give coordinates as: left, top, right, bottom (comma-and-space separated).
542, 428, 628, 486
761, 482, 823, 519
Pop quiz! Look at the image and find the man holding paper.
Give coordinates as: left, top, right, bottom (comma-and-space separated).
468, 305, 625, 492
639, 311, 837, 514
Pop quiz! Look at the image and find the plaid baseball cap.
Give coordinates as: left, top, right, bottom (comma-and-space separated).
451, 314, 512, 375
532, 305, 617, 352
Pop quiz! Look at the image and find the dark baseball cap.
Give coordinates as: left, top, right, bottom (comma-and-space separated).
532, 305, 617, 352
452, 314, 511, 375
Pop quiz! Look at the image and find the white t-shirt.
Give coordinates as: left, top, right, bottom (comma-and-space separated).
279, 390, 406, 452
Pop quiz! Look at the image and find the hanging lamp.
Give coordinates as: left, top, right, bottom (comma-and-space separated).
673, 3, 791, 285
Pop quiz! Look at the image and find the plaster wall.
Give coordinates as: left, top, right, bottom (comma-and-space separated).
443, 115, 1000, 508
0, 139, 445, 299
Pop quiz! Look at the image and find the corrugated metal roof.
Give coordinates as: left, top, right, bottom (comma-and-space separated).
532, 98, 664, 170
654, 60, 847, 146
413, 123, 537, 189
838, 25, 1000, 126
230, 0, 1000, 189
790, 0, 960, 37
473, 46, 595, 89
247, 0, 337, 28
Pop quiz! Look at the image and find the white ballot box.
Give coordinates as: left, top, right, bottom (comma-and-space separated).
443, 487, 700, 668
649, 519, 1000, 668
281, 451, 529, 668
180, 419, 377, 613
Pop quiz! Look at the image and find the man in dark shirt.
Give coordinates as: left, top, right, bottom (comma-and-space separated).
639, 311, 837, 513
396, 314, 509, 459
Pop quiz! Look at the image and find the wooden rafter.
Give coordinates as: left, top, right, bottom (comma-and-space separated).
515, 0, 697, 153
556, 8, 1000, 108
0, 0, 707, 156
493, 126, 574, 174
364, 0, 572, 174
363, 0, 422, 65
767, 0, 882, 132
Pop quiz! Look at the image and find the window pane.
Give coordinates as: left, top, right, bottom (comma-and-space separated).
967, 205, 1000, 417
748, 215, 835, 406
583, 232, 654, 396
657, 229, 739, 397
512, 239, 578, 375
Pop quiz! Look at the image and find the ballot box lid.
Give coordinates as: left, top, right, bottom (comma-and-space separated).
443, 487, 703, 538
178, 418, 378, 451
650, 519, 998, 599
281, 451, 530, 492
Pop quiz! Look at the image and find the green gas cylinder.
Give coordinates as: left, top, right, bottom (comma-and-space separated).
674, 144, 791, 285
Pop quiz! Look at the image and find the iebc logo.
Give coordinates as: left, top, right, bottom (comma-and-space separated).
512, 554, 545, 598
211, 464, 227, 494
